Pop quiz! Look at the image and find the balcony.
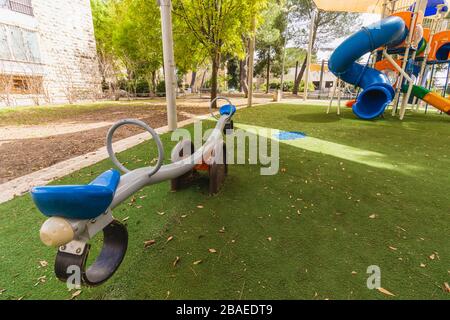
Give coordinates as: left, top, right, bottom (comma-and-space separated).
0, 0, 34, 16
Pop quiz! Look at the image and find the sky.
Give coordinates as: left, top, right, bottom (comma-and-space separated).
316, 13, 381, 61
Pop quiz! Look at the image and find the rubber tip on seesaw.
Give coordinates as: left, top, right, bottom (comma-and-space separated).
40, 217, 74, 247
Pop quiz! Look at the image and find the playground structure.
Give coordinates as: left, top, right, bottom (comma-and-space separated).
30, 98, 236, 286
322, 0, 450, 120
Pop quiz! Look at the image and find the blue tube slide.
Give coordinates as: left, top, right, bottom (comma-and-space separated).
329, 17, 408, 119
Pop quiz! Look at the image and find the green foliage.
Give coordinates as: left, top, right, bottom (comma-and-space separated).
91, 0, 115, 56
289, 0, 361, 52
112, 0, 162, 79
227, 58, 240, 89
254, 0, 286, 78
156, 80, 166, 96
260, 79, 312, 92
173, 0, 268, 59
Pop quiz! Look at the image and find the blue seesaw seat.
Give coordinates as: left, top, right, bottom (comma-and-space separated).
31, 170, 121, 220
220, 104, 236, 116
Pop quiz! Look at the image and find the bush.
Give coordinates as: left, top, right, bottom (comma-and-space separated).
156, 80, 166, 97
136, 80, 150, 95
282, 81, 294, 92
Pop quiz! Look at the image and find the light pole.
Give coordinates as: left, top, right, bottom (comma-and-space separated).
304, 8, 316, 101
158, 0, 177, 131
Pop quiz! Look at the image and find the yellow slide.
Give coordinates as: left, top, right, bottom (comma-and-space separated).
404, 85, 450, 115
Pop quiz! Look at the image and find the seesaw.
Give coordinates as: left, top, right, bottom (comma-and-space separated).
30, 98, 236, 286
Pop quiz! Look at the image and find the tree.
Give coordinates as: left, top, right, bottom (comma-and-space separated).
255, 0, 285, 93
288, 0, 360, 94
112, 0, 163, 96
91, 0, 121, 98
227, 57, 240, 90
173, 0, 267, 106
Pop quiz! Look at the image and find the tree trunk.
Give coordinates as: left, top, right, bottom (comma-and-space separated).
190, 71, 197, 93
240, 59, 248, 96
293, 54, 308, 95
211, 50, 221, 108
266, 46, 271, 94
151, 71, 157, 96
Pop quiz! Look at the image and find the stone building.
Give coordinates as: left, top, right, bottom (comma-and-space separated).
0, 0, 101, 107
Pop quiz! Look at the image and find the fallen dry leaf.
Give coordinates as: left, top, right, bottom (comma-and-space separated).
208, 248, 217, 253
369, 214, 377, 219
0, 289, 6, 295
173, 256, 180, 267
70, 290, 82, 300
388, 246, 398, 251
122, 216, 130, 222
377, 287, 395, 297
420, 263, 426, 268
351, 271, 357, 275
443, 282, 450, 293
144, 240, 156, 248
429, 253, 436, 260
167, 236, 174, 243
157, 211, 165, 216
267, 237, 272, 242
193, 260, 203, 265
219, 227, 226, 233
34, 276, 46, 286
197, 205, 204, 209
39, 260, 48, 268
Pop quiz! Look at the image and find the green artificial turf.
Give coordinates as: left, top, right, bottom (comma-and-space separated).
0, 104, 449, 300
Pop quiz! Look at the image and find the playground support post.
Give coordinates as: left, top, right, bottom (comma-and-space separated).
444, 62, 450, 97
158, 0, 178, 131
391, 0, 422, 117
425, 63, 436, 113
318, 60, 325, 99
399, 0, 426, 120
247, 16, 256, 107
304, 9, 316, 101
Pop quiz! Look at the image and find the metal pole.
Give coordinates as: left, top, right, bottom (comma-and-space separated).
443, 62, 450, 98
247, 16, 256, 107
327, 77, 337, 114
318, 60, 325, 99
158, 0, 177, 131
304, 9, 316, 101
399, 0, 425, 120
391, 0, 421, 117
280, 42, 286, 97
425, 63, 436, 113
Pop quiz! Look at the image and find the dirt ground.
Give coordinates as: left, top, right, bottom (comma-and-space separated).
0, 105, 209, 184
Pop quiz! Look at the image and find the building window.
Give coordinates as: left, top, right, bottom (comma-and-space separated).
0, 74, 43, 94
0, 24, 41, 63
0, 0, 34, 16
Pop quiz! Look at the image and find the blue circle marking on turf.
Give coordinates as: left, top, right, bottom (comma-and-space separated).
276, 131, 307, 141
